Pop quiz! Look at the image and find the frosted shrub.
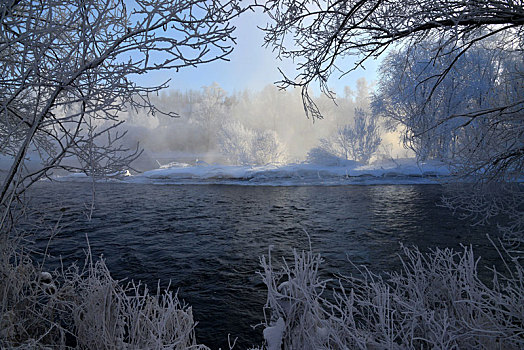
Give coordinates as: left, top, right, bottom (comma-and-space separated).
258, 244, 524, 349
251, 129, 285, 166
0, 234, 70, 348
306, 146, 345, 166
219, 121, 253, 165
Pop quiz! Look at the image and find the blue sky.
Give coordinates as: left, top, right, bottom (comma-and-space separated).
132, 10, 381, 96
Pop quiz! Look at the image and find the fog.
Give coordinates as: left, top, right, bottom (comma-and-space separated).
116, 80, 409, 171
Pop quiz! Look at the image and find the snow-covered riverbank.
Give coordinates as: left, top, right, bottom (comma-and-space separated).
53, 158, 453, 186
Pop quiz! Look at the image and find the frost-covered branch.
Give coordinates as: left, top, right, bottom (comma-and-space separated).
258, 0, 523, 119
371, 35, 523, 241
0, 0, 242, 226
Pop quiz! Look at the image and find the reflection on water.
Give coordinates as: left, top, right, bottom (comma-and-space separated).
27, 183, 505, 349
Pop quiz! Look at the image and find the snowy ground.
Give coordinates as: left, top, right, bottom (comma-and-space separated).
52, 158, 454, 186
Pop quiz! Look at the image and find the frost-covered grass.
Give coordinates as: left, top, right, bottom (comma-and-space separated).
2, 230, 523, 349
0, 236, 207, 349
258, 244, 524, 349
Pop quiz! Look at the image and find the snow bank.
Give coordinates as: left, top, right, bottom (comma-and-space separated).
53, 158, 452, 186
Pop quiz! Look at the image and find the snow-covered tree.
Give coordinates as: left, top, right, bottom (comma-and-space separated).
374, 37, 523, 167
194, 83, 233, 150
219, 121, 252, 164
312, 108, 381, 164
259, 0, 524, 119
219, 120, 285, 165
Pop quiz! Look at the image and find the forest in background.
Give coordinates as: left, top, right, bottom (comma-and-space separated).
115, 78, 399, 171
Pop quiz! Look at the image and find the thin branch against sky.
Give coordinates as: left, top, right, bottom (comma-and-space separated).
130, 9, 381, 96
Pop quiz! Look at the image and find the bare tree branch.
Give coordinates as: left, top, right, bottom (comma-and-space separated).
0, 0, 243, 227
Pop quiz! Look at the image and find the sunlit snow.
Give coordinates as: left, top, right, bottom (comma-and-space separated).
53, 158, 452, 186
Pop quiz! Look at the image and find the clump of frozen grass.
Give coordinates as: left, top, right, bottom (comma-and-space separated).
258, 243, 524, 349
259, 248, 331, 349
0, 235, 53, 348
65, 259, 205, 349
0, 236, 207, 349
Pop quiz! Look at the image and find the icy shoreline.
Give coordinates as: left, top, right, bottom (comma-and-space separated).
52, 158, 455, 186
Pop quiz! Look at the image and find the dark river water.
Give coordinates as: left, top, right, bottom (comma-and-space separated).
26, 183, 505, 349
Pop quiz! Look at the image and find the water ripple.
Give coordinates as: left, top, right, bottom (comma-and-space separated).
26, 183, 505, 349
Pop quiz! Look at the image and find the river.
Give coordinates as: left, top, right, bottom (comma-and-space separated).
26, 182, 504, 348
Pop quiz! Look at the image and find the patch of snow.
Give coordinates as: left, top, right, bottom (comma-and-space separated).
263, 317, 285, 350
39, 271, 52, 283
106, 169, 132, 177
159, 161, 191, 169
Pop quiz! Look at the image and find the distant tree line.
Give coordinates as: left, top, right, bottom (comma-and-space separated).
120, 79, 383, 166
